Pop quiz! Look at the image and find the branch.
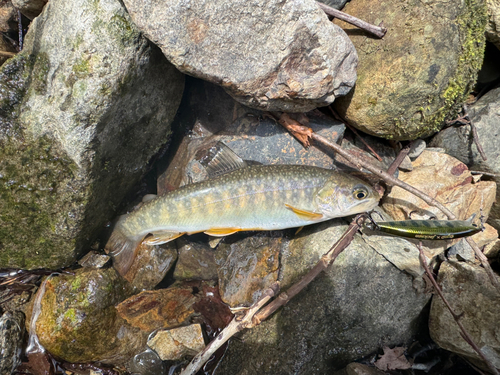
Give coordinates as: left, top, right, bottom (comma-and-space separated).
181, 215, 365, 375
417, 243, 499, 375
275, 116, 500, 291
316, 1, 387, 38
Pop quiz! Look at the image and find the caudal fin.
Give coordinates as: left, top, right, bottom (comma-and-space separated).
105, 221, 143, 276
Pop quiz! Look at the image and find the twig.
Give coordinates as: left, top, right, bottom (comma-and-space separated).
417, 243, 499, 375
255, 215, 364, 321
0, 50, 16, 57
316, 1, 387, 39
181, 215, 365, 375
17, 9, 23, 51
386, 142, 412, 176
470, 171, 499, 178
275, 119, 500, 291
328, 107, 383, 162
470, 122, 487, 161
180, 283, 279, 375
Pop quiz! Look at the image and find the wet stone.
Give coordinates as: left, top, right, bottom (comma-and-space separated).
215, 233, 281, 307
174, 238, 218, 281
127, 348, 166, 375
0, 311, 25, 375
429, 260, 500, 371
78, 251, 110, 268
116, 282, 201, 332
147, 324, 205, 361
123, 242, 177, 291
27, 268, 144, 364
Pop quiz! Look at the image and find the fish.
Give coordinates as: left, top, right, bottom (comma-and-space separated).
105, 164, 380, 275
364, 216, 482, 240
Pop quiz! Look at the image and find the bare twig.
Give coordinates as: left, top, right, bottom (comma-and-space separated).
180, 283, 279, 375
417, 243, 499, 375
275, 119, 500, 291
255, 215, 364, 321
470, 171, 499, 178
386, 142, 412, 176
316, 1, 387, 39
0, 50, 16, 57
181, 215, 365, 375
470, 121, 487, 161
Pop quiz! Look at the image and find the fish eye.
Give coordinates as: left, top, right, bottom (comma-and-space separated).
353, 189, 368, 200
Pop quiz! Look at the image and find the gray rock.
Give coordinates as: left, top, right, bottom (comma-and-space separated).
408, 139, 426, 161
127, 348, 166, 375
430, 86, 500, 231
429, 260, 500, 371
174, 238, 218, 281
11, 0, 47, 19
158, 79, 345, 194
333, 0, 487, 140
147, 324, 205, 360
122, 0, 357, 112
0, 311, 24, 375
78, 251, 111, 268
318, 0, 350, 11
0, 0, 184, 269
486, 0, 500, 50
216, 220, 430, 374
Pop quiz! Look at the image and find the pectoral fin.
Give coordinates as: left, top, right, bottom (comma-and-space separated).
204, 228, 242, 237
143, 231, 185, 245
285, 204, 323, 221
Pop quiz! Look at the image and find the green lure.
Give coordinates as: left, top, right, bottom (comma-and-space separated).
365, 216, 482, 240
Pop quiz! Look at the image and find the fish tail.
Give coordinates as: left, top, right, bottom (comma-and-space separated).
105, 216, 143, 276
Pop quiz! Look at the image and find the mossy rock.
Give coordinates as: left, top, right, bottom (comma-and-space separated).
0, 0, 184, 269
28, 268, 144, 364
333, 0, 487, 140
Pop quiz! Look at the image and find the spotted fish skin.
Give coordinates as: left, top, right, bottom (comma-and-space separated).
106, 165, 379, 275
373, 219, 481, 240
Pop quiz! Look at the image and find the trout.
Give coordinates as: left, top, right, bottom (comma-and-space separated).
106, 165, 379, 274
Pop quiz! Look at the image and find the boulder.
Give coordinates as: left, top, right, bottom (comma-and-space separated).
333, 0, 487, 140
0, 0, 184, 269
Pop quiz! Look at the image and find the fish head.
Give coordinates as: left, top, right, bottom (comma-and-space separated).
314, 174, 380, 218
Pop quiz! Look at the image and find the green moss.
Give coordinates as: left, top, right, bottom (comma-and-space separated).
31, 52, 50, 95
72, 57, 90, 77
107, 13, 140, 47
412, 0, 487, 139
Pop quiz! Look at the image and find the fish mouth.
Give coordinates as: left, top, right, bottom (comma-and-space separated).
346, 197, 380, 215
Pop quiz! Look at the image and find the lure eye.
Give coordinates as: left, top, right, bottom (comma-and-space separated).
353, 189, 368, 200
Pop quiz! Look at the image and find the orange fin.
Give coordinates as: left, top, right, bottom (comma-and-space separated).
285, 204, 323, 221
143, 231, 185, 245
204, 228, 241, 237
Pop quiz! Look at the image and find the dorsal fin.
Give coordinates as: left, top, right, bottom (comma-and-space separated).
200, 142, 248, 178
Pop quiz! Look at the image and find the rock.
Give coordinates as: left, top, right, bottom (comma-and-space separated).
174, 238, 218, 281
116, 283, 200, 332
429, 260, 500, 371
26, 268, 144, 364
123, 242, 177, 291
333, 0, 487, 140
158, 79, 345, 194
318, 0, 350, 10
430, 86, 500, 232
0, 0, 184, 269
381, 150, 496, 257
484, 238, 500, 259
215, 233, 281, 307
216, 220, 431, 373
0, 1, 18, 66
334, 363, 387, 375
127, 348, 166, 375
408, 139, 427, 161
0, 311, 25, 375
122, 0, 357, 112
147, 324, 205, 361
486, 0, 500, 49
78, 251, 110, 268
11, 0, 47, 19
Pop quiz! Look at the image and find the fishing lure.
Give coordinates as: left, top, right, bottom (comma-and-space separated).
364, 214, 482, 240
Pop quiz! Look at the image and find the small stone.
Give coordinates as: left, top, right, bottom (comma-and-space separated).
484, 238, 500, 258
448, 239, 476, 262
147, 324, 205, 361
215, 233, 281, 307
174, 238, 218, 281
429, 260, 500, 371
116, 283, 200, 332
123, 242, 177, 290
127, 348, 165, 375
78, 251, 110, 268
486, 0, 500, 49
408, 139, 426, 160
0, 311, 25, 375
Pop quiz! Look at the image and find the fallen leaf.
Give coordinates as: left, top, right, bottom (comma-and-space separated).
374, 346, 412, 371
